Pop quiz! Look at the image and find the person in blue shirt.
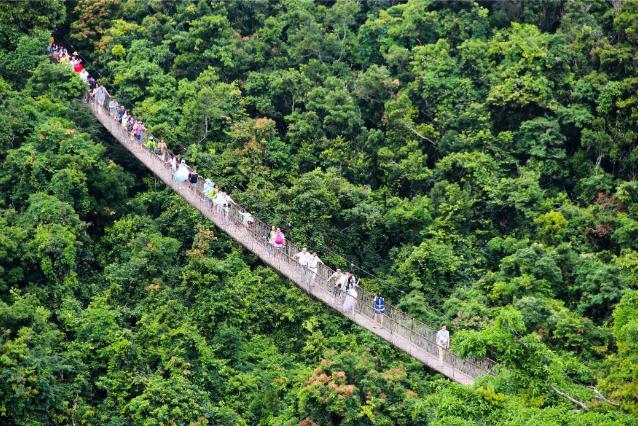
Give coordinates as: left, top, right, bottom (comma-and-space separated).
373, 293, 385, 328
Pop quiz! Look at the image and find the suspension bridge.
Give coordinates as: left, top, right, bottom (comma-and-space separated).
86, 95, 496, 386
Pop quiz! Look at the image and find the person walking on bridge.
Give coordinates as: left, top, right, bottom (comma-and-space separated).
342, 283, 358, 316
87, 75, 96, 91
92, 83, 109, 107
373, 293, 385, 328
240, 211, 254, 228
174, 160, 189, 184
146, 136, 157, 153
188, 168, 198, 191
170, 155, 177, 176
273, 228, 285, 253
108, 98, 118, 118
267, 225, 277, 255
157, 138, 168, 162
209, 183, 219, 207
213, 187, 223, 212
126, 116, 134, 136
134, 120, 146, 144
344, 271, 356, 293
336, 272, 349, 301
293, 247, 311, 278
221, 191, 232, 218
328, 268, 343, 298
203, 179, 214, 206
436, 325, 450, 366
307, 251, 323, 288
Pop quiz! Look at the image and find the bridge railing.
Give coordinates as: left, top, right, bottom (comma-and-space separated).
87, 92, 497, 380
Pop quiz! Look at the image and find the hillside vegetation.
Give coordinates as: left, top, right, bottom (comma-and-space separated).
0, 0, 637, 424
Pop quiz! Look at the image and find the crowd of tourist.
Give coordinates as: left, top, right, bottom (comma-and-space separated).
48, 39, 452, 364
49, 43, 95, 88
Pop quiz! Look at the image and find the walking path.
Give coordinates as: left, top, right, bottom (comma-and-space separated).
86, 95, 496, 386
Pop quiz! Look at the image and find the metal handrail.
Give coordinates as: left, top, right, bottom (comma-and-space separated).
86, 91, 497, 381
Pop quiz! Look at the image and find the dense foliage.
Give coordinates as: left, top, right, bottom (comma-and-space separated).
1, 0, 638, 424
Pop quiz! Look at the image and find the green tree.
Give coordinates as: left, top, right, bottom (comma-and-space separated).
599, 290, 638, 415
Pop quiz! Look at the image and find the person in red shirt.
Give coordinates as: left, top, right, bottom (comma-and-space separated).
72, 58, 84, 73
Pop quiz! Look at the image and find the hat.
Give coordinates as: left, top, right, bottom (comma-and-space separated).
149, 136, 154, 140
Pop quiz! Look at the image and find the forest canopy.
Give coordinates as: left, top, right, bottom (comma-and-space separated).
1, 0, 638, 424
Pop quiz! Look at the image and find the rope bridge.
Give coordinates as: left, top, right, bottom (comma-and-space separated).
86, 95, 496, 386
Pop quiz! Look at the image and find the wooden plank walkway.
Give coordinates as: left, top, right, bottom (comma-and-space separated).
87, 97, 495, 386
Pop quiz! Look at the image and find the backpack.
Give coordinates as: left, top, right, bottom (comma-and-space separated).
274, 231, 283, 245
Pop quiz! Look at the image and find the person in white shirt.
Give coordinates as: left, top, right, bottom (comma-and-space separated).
92, 83, 109, 107
344, 271, 356, 293
342, 284, 358, 316
170, 156, 177, 175
328, 268, 343, 298
214, 190, 229, 218
436, 325, 450, 365
121, 111, 129, 128
108, 98, 118, 117
306, 251, 323, 287
221, 192, 233, 219
213, 188, 223, 211
293, 247, 310, 277
335, 272, 349, 300
174, 160, 189, 184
